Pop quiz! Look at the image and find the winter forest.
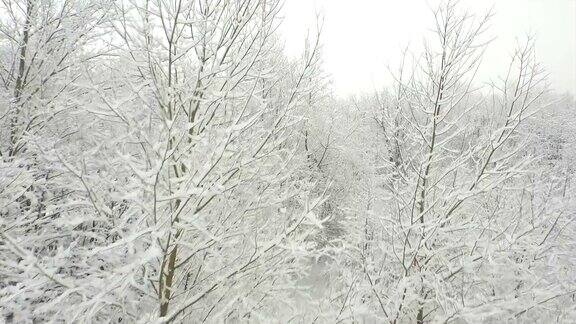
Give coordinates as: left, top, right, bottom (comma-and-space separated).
0, 0, 575, 322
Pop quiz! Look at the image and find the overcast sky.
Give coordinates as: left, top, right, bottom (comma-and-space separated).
279, 0, 576, 96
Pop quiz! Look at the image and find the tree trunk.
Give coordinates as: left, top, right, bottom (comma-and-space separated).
160, 245, 178, 317
9, 0, 33, 156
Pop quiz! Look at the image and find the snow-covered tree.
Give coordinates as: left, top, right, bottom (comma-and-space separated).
2, 0, 327, 322
320, 2, 574, 323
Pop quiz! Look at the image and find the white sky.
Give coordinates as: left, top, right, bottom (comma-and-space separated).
279, 0, 576, 96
